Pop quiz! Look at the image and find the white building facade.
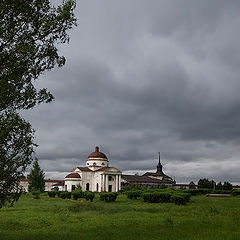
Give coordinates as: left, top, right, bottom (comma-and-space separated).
64, 146, 122, 192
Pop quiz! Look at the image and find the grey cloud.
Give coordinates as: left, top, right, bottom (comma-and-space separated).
22, 0, 240, 183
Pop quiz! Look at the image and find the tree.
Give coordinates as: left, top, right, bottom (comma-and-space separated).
189, 181, 196, 189
216, 182, 223, 190
222, 181, 233, 190
198, 178, 212, 189
28, 158, 45, 192
0, 0, 76, 207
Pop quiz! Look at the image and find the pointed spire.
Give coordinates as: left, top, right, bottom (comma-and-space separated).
157, 152, 163, 173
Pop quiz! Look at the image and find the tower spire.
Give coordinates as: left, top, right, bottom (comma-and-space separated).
157, 152, 163, 173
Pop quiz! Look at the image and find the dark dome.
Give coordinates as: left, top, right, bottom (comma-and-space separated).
88, 146, 108, 159
65, 172, 81, 179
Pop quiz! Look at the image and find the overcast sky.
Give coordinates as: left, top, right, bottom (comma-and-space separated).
23, 0, 240, 184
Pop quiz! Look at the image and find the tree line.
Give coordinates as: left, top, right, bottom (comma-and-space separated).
189, 179, 233, 190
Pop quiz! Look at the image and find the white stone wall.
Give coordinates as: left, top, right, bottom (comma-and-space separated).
64, 179, 81, 191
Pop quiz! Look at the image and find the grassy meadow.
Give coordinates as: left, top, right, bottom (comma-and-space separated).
0, 193, 240, 240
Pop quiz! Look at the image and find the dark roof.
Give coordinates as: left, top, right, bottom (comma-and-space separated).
143, 172, 172, 179
95, 167, 111, 172
122, 175, 163, 183
65, 172, 81, 179
88, 146, 108, 159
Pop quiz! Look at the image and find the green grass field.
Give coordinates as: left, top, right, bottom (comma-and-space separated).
0, 193, 240, 240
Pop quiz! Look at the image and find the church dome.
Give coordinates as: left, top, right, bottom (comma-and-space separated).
88, 146, 108, 159
65, 172, 81, 179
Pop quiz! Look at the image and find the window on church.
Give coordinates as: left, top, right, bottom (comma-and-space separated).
87, 163, 89, 165
93, 162, 96, 165
108, 176, 112, 181
72, 185, 76, 190
102, 162, 105, 165
86, 183, 90, 191
96, 183, 99, 192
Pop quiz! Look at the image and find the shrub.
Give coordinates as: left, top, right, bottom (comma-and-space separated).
142, 192, 171, 203
72, 190, 84, 200
126, 190, 142, 199
231, 190, 240, 196
84, 191, 95, 202
182, 189, 212, 195
189, 181, 196, 189
31, 190, 40, 199
99, 192, 118, 202
55, 191, 61, 197
59, 191, 71, 199
171, 193, 191, 205
47, 191, 56, 198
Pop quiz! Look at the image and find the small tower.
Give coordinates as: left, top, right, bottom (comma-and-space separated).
157, 152, 163, 173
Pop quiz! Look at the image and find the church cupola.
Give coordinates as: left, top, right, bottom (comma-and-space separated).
86, 146, 109, 170
157, 152, 163, 173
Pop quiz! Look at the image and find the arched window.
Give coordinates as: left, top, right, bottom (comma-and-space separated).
102, 162, 105, 165
96, 183, 99, 192
86, 183, 90, 191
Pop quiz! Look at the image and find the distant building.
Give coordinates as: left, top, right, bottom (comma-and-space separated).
64, 146, 122, 192
122, 153, 175, 188
19, 179, 64, 192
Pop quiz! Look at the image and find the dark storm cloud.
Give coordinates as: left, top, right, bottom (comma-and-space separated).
23, 0, 240, 183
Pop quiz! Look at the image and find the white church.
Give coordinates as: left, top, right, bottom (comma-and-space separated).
64, 146, 122, 192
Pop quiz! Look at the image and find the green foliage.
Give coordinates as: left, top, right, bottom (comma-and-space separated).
84, 191, 95, 202
231, 190, 240, 196
28, 158, 45, 192
142, 191, 172, 203
99, 192, 118, 202
0, 112, 35, 208
55, 191, 61, 197
31, 190, 40, 199
189, 181, 196, 189
126, 190, 142, 199
0, 0, 77, 111
59, 191, 71, 199
198, 178, 215, 189
216, 182, 223, 190
72, 190, 84, 200
0, 0, 76, 208
222, 181, 233, 190
182, 188, 212, 195
47, 191, 56, 198
171, 193, 191, 205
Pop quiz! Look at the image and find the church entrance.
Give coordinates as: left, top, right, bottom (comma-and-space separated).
86, 183, 89, 191
108, 185, 112, 192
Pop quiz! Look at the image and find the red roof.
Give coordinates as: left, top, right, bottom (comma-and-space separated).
76, 167, 93, 172
20, 179, 63, 183
88, 146, 108, 159
65, 172, 81, 179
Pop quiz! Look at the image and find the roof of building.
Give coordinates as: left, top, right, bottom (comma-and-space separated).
122, 175, 171, 184
65, 172, 81, 179
20, 179, 63, 183
88, 146, 108, 159
143, 171, 172, 179
75, 167, 93, 172
52, 181, 64, 186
